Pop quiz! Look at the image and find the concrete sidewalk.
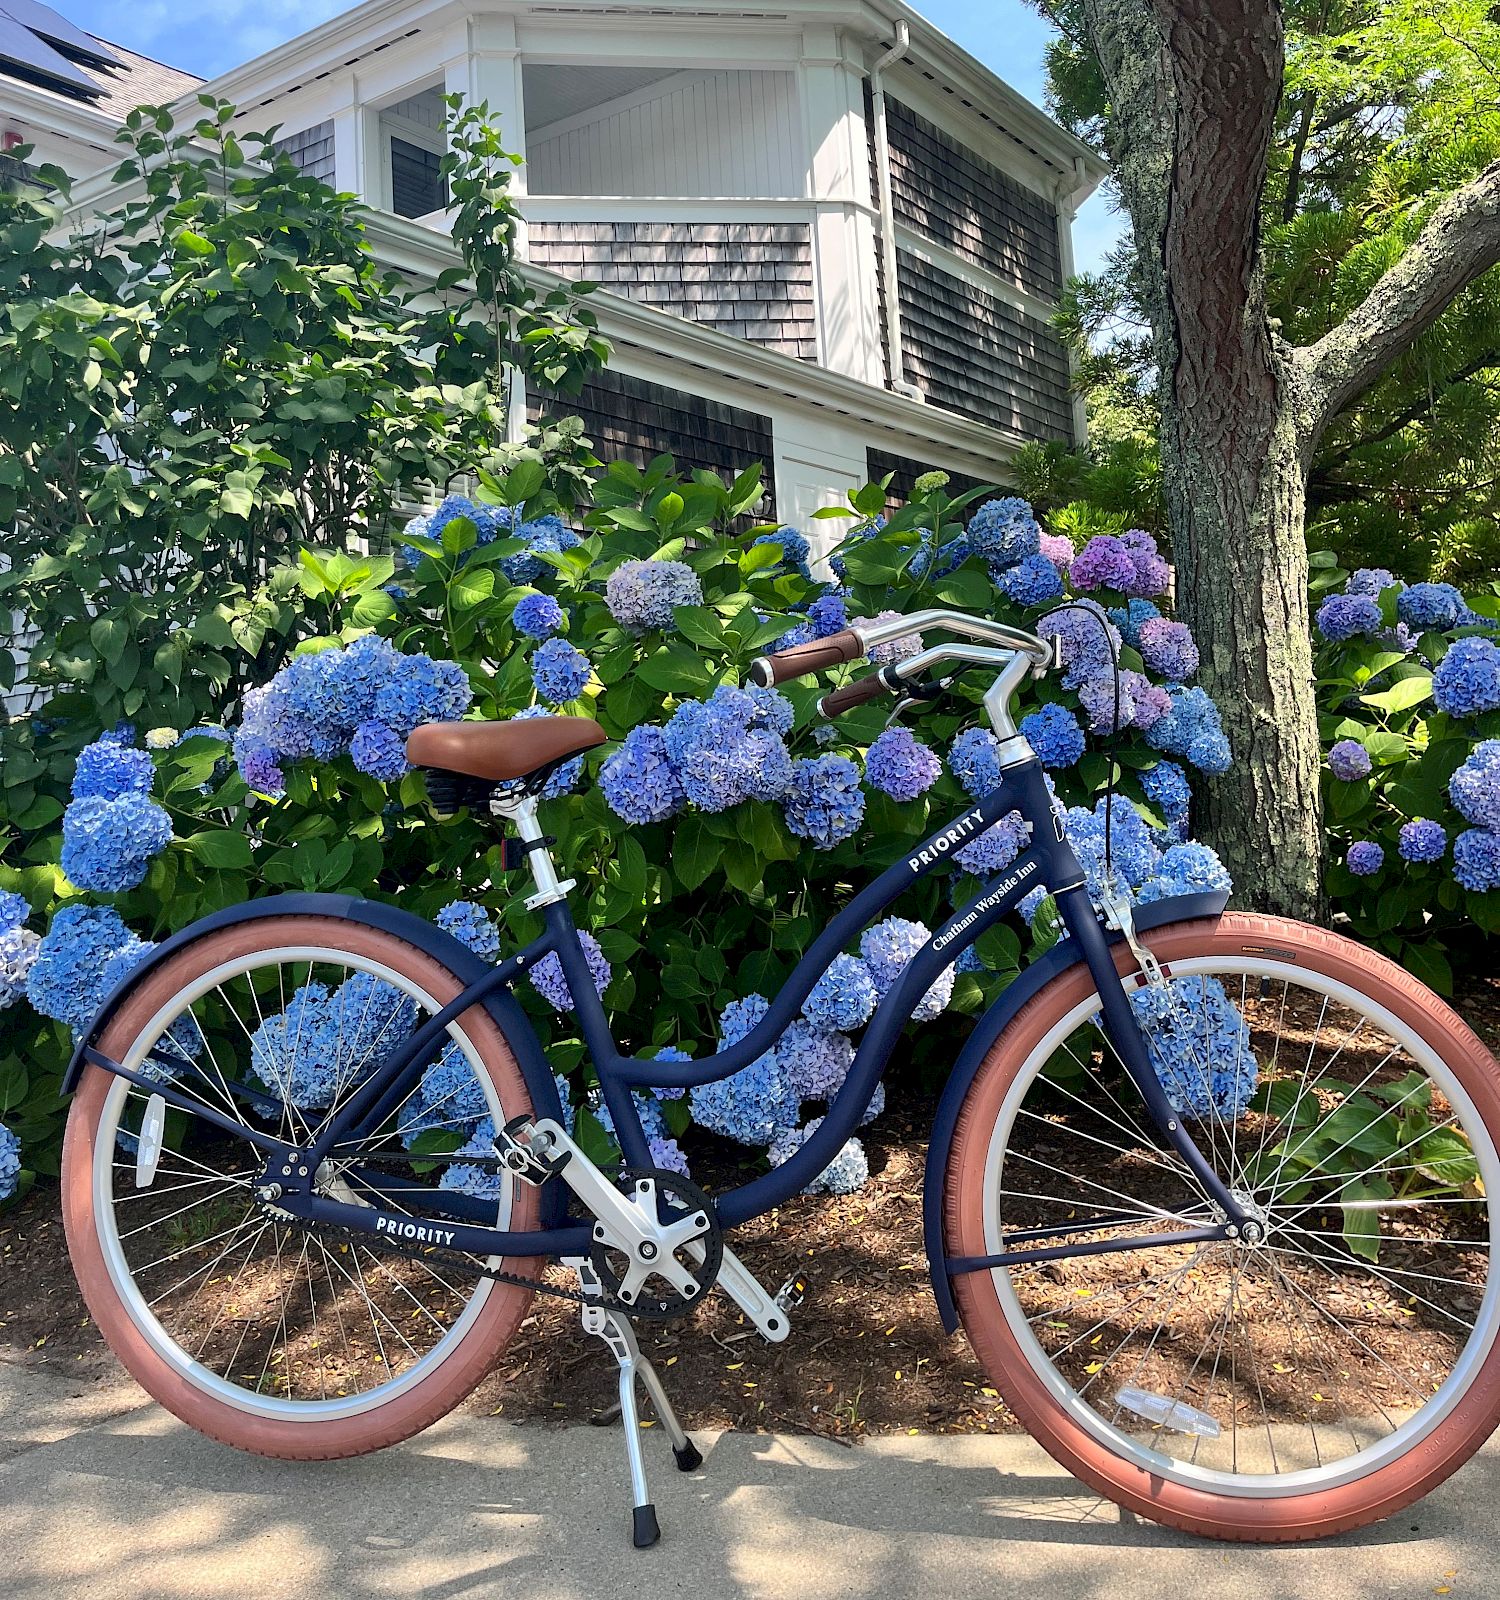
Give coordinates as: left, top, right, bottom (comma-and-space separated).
0, 1361, 1487, 1600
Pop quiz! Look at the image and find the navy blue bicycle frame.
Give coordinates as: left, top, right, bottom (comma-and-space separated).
90, 751, 1249, 1266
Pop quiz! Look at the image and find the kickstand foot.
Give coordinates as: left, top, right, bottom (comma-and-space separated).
632, 1504, 661, 1548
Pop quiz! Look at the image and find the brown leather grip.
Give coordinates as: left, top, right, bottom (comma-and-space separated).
750, 629, 865, 686
818, 673, 891, 717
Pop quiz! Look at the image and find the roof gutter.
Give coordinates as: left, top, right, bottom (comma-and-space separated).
869, 21, 923, 404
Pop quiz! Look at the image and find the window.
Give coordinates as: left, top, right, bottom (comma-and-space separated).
389, 137, 444, 219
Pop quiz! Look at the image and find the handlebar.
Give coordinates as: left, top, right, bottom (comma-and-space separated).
748, 629, 865, 687
817, 669, 899, 718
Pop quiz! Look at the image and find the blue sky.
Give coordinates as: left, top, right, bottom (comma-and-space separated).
64, 0, 1121, 270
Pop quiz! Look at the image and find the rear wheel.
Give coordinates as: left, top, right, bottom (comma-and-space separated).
946, 913, 1500, 1540
62, 915, 540, 1460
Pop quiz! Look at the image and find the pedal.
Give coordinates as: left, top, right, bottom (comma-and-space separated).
492, 1117, 571, 1186
775, 1274, 807, 1312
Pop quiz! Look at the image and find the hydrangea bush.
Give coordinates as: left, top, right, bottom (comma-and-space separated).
3, 461, 1235, 1196
1310, 554, 1500, 990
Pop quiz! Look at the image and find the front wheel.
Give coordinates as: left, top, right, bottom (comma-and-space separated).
946, 912, 1500, 1541
62, 914, 541, 1460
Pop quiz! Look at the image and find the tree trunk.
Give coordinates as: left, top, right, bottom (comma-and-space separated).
1081, 0, 1324, 916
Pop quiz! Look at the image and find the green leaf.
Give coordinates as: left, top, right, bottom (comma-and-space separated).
1360, 672, 1433, 714
672, 815, 719, 891
182, 830, 253, 869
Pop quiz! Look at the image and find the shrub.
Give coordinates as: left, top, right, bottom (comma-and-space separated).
0, 466, 1229, 1197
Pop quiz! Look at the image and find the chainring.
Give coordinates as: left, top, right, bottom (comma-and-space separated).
587, 1166, 724, 1321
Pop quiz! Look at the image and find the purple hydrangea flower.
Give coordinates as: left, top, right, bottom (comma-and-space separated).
1137, 618, 1200, 681
1398, 819, 1447, 864
864, 728, 941, 801
531, 638, 591, 704
1038, 602, 1122, 689
775, 1020, 855, 1101
1068, 534, 1139, 592
1347, 568, 1401, 597
1316, 593, 1383, 642
1108, 598, 1162, 647
1328, 739, 1372, 782
782, 755, 864, 849
528, 930, 611, 1012
664, 686, 794, 812
1118, 529, 1172, 597
954, 810, 1029, 876
599, 725, 685, 824
349, 721, 408, 782
1038, 531, 1074, 573
1347, 841, 1385, 876
1020, 703, 1085, 768
860, 610, 922, 666
808, 592, 849, 637
1433, 637, 1500, 718
513, 592, 565, 639
604, 559, 704, 632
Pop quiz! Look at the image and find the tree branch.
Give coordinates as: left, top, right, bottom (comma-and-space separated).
1299, 159, 1500, 433
1316, 348, 1500, 472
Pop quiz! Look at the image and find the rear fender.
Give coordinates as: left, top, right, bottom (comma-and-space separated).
923, 892, 1230, 1333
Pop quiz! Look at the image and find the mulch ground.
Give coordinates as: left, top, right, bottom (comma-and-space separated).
5, 972, 1499, 1441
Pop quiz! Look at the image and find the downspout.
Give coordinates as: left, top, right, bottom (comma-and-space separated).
870, 21, 924, 402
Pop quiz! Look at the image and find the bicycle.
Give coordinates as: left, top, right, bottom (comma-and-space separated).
58, 607, 1500, 1546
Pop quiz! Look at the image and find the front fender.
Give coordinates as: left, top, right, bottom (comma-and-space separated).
923, 891, 1230, 1333
59, 892, 565, 1133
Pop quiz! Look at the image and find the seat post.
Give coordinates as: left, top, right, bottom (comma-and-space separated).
490, 790, 576, 910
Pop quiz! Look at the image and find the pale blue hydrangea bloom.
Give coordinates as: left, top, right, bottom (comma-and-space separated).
1131, 976, 1258, 1121
599, 725, 685, 824
528, 931, 611, 1012
604, 559, 704, 631
864, 727, 941, 801
768, 1117, 869, 1195
775, 1019, 855, 1102
435, 901, 501, 960
0, 1121, 20, 1202
802, 953, 878, 1032
860, 917, 952, 1022
61, 793, 172, 892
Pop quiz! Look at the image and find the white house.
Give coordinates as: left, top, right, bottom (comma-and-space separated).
6, 0, 1105, 529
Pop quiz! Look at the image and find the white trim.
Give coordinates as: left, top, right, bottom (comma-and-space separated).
515, 195, 863, 223
893, 223, 1061, 325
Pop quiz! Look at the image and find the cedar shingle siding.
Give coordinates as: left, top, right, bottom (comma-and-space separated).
866, 448, 994, 513
881, 94, 1063, 303
898, 251, 1074, 442
530, 368, 776, 514
273, 121, 335, 187
527, 222, 817, 362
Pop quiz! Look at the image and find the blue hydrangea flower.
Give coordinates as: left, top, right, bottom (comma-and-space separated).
1038, 602, 1122, 688
649, 1136, 691, 1177
1433, 638, 1500, 718
1137, 618, 1199, 681
803, 953, 878, 1031
1316, 592, 1383, 642
1131, 976, 1258, 1120
1146, 686, 1232, 775
349, 721, 407, 782
692, 996, 800, 1145
782, 755, 865, 849
61, 793, 172, 892
235, 739, 285, 797
997, 552, 1064, 607
501, 515, 582, 585
949, 726, 1002, 796
401, 1042, 491, 1141
1398, 819, 1447, 864
251, 973, 416, 1111
864, 728, 941, 801
772, 619, 815, 651
647, 1047, 689, 1100
1020, 703, 1085, 769
860, 917, 952, 1021
745, 685, 796, 736
664, 685, 795, 812
1060, 795, 1162, 900
1136, 841, 1232, 903
604, 559, 704, 631
769, 1118, 869, 1195
71, 740, 155, 801
0, 892, 28, 933
752, 526, 812, 577
967, 497, 1041, 568
776, 1020, 855, 1101
1347, 568, 1401, 597
860, 609, 922, 667
513, 592, 565, 639
954, 810, 1029, 876
440, 1117, 504, 1201
1454, 829, 1500, 891
435, 900, 500, 960
600, 725, 685, 824
1328, 739, 1372, 782
0, 925, 40, 1009
1139, 759, 1192, 842
0, 1121, 19, 1202
27, 904, 137, 1030
529, 930, 611, 1011
1347, 841, 1385, 876
808, 592, 848, 637
1397, 582, 1464, 632
1449, 740, 1500, 831
531, 638, 591, 705
1108, 598, 1162, 648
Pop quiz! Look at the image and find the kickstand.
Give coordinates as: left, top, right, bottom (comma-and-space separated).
567, 1258, 703, 1548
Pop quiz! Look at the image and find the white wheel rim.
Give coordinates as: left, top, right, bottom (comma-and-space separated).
92, 943, 514, 1424
979, 954, 1500, 1496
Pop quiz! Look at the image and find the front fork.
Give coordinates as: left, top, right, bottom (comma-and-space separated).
1055, 882, 1259, 1237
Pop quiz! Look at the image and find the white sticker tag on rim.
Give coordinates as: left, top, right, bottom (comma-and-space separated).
135, 1092, 168, 1189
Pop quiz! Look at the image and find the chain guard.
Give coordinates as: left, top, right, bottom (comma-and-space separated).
587, 1167, 724, 1321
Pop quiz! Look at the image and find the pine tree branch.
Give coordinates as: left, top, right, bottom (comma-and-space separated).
1299, 160, 1500, 434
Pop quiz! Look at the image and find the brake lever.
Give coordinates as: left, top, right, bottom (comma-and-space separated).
884, 675, 954, 726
